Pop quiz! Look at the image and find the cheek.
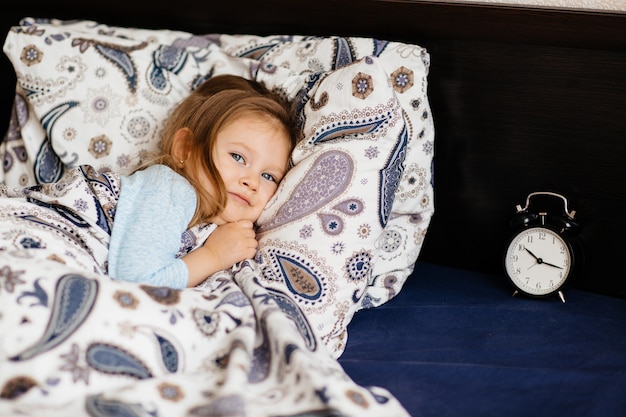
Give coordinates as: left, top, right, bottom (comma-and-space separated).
260, 183, 279, 204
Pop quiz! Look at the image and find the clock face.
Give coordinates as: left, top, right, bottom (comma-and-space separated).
505, 226, 572, 296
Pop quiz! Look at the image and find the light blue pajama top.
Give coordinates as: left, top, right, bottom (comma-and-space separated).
108, 164, 197, 289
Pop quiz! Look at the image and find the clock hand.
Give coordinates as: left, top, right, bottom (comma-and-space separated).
541, 260, 563, 269
524, 247, 539, 261
524, 247, 562, 269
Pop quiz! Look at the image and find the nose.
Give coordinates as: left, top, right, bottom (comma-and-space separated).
241, 175, 258, 191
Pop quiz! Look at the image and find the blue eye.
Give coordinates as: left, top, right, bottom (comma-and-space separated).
262, 173, 277, 182
231, 153, 244, 163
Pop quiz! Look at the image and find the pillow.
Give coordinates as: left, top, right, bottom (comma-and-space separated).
254, 56, 409, 355
1, 19, 434, 356
1, 19, 304, 187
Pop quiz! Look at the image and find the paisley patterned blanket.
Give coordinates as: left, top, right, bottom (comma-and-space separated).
0, 18, 437, 416
0, 165, 410, 416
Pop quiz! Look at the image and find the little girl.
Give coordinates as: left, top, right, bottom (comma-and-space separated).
107, 74, 297, 289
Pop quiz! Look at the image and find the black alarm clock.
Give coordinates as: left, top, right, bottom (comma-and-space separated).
503, 191, 583, 303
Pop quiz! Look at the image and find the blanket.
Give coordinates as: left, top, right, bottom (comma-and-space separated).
0, 165, 410, 416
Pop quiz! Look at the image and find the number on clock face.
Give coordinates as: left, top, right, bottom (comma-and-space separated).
505, 226, 571, 295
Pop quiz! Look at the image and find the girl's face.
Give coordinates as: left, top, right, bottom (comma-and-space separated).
202, 114, 291, 225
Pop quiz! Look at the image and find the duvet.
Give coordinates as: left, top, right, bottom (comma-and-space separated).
0, 18, 436, 416
0, 165, 410, 416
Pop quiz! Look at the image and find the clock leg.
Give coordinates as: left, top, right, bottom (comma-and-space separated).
558, 291, 566, 303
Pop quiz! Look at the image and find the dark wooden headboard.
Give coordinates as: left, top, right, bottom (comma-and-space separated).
2, 1, 626, 297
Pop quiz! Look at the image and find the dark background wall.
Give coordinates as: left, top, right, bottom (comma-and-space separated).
1, 1, 625, 297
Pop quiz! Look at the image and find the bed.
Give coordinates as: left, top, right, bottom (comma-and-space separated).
1, 2, 625, 417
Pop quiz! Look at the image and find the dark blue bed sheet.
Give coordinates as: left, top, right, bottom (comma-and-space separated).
339, 262, 626, 417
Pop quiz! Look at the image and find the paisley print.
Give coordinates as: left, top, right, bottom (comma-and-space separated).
345, 250, 373, 283
0, 22, 431, 417
379, 123, 408, 227
332, 37, 356, 69
91, 41, 149, 93
276, 253, 323, 300
155, 334, 179, 373
149, 44, 188, 93
10, 273, 98, 361
86, 343, 152, 379
85, 394, 145, 417
257, 150, 353, 233
318, 213, 344, 236
35, 101, 80, 183
262, 286, 317, 351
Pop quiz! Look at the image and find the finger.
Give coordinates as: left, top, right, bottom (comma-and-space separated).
237, 220, 254, 229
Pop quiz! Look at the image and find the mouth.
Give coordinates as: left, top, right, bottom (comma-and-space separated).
229, 192, 250, 206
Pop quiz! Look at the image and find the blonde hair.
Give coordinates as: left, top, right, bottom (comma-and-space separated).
154, 74, 297, 227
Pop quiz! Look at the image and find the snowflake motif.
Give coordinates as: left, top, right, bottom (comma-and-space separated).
380, 229, 402, 252
56, 56, 86, 81
423, 140, 434, 155
391, 66, 414, 93
360, 178, 368, 185
88, 135, 112, 159
396, 72, 410, 87
299, 224, 314, 239
0, 265, 26, 293
331, 241, 345, 255
396, 163, 427, 201
352, 72, 373, 99
364, 146, 379, 160
136, 149, 150, 164
94, 66, 107, 79
62, 127, 77, 141
59, 343, 90, 384
117, 153, 131, 169
357, 224, 371, 239
126, 116, 151, 139
74, 198, 89, 213
355, 78, 369, 94
20, 45, 43, 66
83, 85, 121, 127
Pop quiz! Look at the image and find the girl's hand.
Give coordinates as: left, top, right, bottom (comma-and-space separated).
183, 220, 258, 287
203, 220, 258, 270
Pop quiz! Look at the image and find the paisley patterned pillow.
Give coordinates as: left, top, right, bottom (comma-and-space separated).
1, 19, 434, 356
254, 56, 410, 355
